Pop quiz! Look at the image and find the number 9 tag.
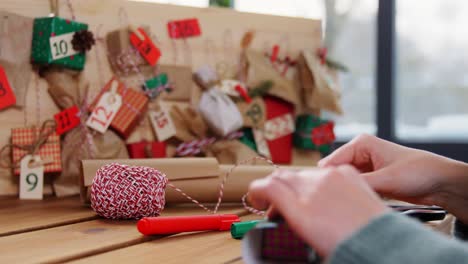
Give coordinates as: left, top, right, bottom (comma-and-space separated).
86, 81, 122, 133
20, 155, 44, 200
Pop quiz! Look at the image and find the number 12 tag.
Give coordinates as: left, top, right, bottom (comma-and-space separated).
20, 155, 44, 200
86, 82, 122, 133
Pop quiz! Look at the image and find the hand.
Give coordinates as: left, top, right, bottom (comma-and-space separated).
248, 165, 387, 258
319, 134, 468, 223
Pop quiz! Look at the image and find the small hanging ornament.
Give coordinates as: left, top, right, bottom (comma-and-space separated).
71, 30, 96, 53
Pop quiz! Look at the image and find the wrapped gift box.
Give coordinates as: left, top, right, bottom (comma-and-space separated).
264, 96, 294, 164
31, 16, 88, 70
91, 78, 149, 139
12, 126, 61, 175
127, 141, 166, 159
293, 114, 335, 154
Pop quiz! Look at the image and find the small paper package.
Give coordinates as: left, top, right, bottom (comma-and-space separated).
31, 16, 88, 70
293, 114, 335, 154
198, 89, 243, 137
127, 141, 166, 159
11, 124, 61, 176
90, 78, 149, 139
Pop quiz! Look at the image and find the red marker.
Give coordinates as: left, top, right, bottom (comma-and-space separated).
137, 214, 240, 235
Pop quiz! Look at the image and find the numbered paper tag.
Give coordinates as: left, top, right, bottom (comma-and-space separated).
54, 105, 81, 135
0, 65, 16, 110
253, 129, 271, 159
20, 155, 44, 200
49, 32, 79, 60
129, 27, 161, 66
167, 18, 201, 39
264, 113, 295, 141
149, 109, 176, 142
86, 89, 122, 133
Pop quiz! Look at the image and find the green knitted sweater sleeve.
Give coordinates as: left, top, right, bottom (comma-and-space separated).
327, 212, 468, 264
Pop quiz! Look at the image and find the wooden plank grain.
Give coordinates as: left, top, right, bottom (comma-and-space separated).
0, 196, 97, 237
70, 214, 262, 264
0, 206, 248, 264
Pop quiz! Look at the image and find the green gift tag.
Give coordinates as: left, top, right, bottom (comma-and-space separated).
31, 17, 88, 70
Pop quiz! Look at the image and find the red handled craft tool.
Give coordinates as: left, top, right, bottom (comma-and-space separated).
137, 214, 241, 235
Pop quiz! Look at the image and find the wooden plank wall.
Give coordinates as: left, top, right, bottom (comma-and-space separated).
0, 0, 322, 196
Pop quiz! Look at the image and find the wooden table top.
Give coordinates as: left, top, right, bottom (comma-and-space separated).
0, 196, 259, 263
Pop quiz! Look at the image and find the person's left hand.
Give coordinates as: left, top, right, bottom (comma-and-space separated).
248, 165, 388, 258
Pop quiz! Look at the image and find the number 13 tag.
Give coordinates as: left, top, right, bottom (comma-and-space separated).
20, 155, 44, 200
86, 81, 122, 133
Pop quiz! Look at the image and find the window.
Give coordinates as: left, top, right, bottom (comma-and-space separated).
396, 0, 468, 142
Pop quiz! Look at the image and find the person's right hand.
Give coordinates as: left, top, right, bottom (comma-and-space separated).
318, 134, 468, 223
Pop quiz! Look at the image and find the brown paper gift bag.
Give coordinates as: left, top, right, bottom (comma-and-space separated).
167, 103, 258, 163
236, 97, 267, 129
106, 26, 149, 76
146, 64, 194, 102
0, 11, 34, 108
42, 68, 129, 196
169, 104, 209, 142
244, 50, 299, 106
206, 140, 259, 164
298, 50, 343, 115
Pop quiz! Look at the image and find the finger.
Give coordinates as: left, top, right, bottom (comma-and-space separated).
318, 135, 375, 172
248, 176, 301, 220
361, 168, 396, 195
318, 140, 357, 167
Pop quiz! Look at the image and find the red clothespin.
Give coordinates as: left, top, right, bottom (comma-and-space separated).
271, 45, 280, 63
317, 47, 328, 65
234, 84, 252, 103
129, 26, 161, 66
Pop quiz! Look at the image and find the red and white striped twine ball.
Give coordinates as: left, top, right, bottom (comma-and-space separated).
91, 163, 168, 219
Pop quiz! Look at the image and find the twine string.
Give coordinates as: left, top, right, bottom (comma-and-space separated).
165, 156, 279, 216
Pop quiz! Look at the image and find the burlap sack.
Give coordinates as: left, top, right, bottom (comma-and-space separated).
297, 50, 343, 115
42, 68, 129, 196
169, 104, 209, 142
244, 50, 299, 106
0, 11, 34, 108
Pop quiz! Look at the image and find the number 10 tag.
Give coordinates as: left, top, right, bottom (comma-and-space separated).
20, 155, 44, 200
86, 81, 122, 133
49, 32, 79, 61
